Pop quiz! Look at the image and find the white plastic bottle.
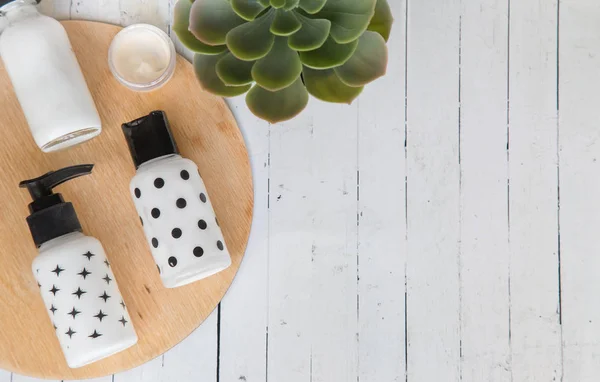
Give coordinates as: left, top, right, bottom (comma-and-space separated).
122, 111, 232, 288
20, 165, 137, 368
0, 0, 101, 152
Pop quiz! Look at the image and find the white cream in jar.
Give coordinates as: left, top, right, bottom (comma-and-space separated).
108, 24, 176, 92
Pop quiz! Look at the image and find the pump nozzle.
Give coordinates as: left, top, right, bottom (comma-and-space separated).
19, 164, 94, 248
20, 164, 94, 200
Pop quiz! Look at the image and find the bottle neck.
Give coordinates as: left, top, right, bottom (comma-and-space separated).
0, 0, 39, 30
137, 154, 180, 172
39, 231, 85, 252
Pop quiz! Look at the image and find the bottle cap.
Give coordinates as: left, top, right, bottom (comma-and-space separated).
122, 110, 179, 169
19, 164, 94, 248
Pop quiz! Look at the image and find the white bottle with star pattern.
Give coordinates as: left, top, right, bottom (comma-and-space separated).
21, 165, 137, 368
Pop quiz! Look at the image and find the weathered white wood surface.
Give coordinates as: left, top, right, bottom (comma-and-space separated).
1, 0, 598, 381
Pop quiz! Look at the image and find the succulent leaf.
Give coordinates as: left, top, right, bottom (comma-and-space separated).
334, 31, 388, 86
367, 0, 394, 41
271, 0, 285, 8
258, 0, 270, 6
194, 53, 252, 96
299, 35, 359, 69
226, 9, 277, 60
271, 9, 302, 36
252, 37, 303, 91
299, 0, 327, 14
216, 52, 256, 86
189, 0, 246, 45
173, 0, 227, 54
316, 0, 377, 43
288, 13, 331, 51
231, 0, 268, 21
303, 66, 363, 104
283, 0, 300, 10
246, 77, 310, 123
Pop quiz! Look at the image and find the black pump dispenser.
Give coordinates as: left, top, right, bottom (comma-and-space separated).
19, 164, 94, 248
122, 110, 179, 169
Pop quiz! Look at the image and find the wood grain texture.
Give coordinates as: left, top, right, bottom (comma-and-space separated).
508, 1, 562, 380
459, 0, 510, 380
559, 1, 600, 381
0, 21, 252, 380
406, 1, 461, 380
356, 1, 406, 381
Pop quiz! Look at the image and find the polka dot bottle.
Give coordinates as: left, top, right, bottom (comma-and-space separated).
130, 154, 232, 288
33, 232, 138, 368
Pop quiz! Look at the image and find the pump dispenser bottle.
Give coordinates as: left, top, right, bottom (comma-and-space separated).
20, 165, 137, 368
122, 111, 231, 288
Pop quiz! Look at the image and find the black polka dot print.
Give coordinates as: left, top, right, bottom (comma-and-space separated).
134, 188, 141, 198
140, 216, 144, 226
168, 256, 178, 267
129, 161, 232, 288
172, 228, 182, 239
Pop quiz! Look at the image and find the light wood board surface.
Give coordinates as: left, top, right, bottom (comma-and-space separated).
0, 20, 252, 380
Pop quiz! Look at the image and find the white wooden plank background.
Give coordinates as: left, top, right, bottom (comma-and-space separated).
2, 0, 600, 381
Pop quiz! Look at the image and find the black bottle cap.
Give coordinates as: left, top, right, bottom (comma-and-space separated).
19, 164, 94, 248
122, 110, 179, 169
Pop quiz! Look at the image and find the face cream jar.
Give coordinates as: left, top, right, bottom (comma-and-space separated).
108, 24, 176, 92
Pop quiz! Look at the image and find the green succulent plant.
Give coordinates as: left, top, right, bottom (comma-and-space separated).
174, 0, 393, 123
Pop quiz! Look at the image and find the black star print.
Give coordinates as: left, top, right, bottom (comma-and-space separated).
120, 300, 126, 309
68, 307, 81, 319
51, 265, 64, 276
49, 304, 57, 315
72, 287, 87, 299
65, 327, 76, 338
83, 251, 95, 260
99, 291, 111, 302
94, 310, 107, 322
49, 285, 60, 296
104, 259, 110, 267
78, 267, 91, 279
119, 316, 128, 327
103, 274, 112, 285
89, 330, 102, 339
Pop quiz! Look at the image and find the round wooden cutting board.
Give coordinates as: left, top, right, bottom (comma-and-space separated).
0, 21, 252, 379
